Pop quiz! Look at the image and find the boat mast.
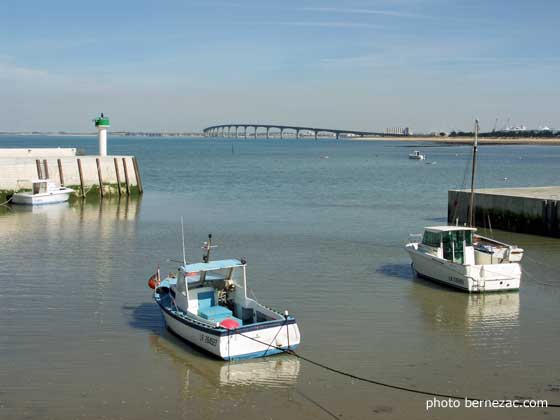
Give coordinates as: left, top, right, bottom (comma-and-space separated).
181, 216, 187, 265
468, 119, 479, 227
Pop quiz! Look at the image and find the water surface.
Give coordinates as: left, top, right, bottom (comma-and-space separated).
1, 136, 559, 419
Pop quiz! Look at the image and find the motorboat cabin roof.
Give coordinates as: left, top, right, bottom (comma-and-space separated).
424, 226, 476, 233
180, 259, 244, 273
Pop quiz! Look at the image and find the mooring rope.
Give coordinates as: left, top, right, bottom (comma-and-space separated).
238, 331, 560, 407
0, 196, 13, 207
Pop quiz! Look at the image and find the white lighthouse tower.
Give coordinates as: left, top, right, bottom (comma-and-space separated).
94, 113, 110, 156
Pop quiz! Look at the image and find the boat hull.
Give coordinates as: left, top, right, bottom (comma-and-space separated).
158, 302, 300, 360
406, 245, 520, 293
11, 189, 73, 205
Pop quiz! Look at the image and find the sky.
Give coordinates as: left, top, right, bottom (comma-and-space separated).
0, 0, 559, 132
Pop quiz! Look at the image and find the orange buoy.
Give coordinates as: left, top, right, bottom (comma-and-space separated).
148, 273, 158, 289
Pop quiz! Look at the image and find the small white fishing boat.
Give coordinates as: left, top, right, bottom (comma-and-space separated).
11, 180, 74, 205
405, 120, 523, 293
150, 234, 301, 360
408, 150, 426, 160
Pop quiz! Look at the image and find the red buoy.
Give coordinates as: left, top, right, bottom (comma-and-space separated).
148, 273, 158, 289
220, 318, 240, 330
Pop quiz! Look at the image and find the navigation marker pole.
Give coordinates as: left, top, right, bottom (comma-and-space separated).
94, 113, 110, 156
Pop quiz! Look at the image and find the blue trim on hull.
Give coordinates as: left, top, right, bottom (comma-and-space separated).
165, 324, 299, 360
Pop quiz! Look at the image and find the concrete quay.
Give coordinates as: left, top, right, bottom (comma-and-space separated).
448, 187, 560, 237
0, 152, 143, 201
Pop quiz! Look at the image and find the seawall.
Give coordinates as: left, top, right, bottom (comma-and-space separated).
0, 155, 143, 201
448, 187, 560, 237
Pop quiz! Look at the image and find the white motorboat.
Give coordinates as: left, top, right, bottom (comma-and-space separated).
11, 180, 74, 205
405, 120, 523, 293
150, 234, 301, 360
406, 226, 523, 292
408, 150, 426, 160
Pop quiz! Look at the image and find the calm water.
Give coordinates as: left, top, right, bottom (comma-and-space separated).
1, 136, 559, 419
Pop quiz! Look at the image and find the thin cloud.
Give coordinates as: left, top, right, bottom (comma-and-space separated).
301, 7, 437, 20
273, 20, 383, 29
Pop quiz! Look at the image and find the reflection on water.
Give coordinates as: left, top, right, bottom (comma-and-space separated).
2, 137, 560, 419
412, 286, 520, 332
149, 333, 300, 397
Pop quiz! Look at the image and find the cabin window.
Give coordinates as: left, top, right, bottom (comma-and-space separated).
422, 231, 441, 248
465, 231, 473, 246
33, 182, 47, 194
442, 231, 466, 264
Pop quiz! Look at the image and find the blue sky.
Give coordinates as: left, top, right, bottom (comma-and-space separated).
1, 0, 559, 132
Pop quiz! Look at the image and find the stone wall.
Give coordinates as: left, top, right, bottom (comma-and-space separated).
448, 189, 560, 237
0, 155, 142, 198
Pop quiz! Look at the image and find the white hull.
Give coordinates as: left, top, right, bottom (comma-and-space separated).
12, 188, 73, 205
406, 245, 520, 292
162, 310, 300, 360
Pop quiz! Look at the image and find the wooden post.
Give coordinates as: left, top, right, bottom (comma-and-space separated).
77, 158, 85, 196
132, 157, 143, 194
96, 158, 104, 198
114, 158, 122, 196
43, 159, 49, 179
36, 159, 43, 179
57, 159, 64, 186
122, 157, 130, 195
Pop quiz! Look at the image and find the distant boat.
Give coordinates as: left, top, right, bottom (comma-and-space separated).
150, 234, 301, 360
320, 155, 329, 159
11, 180, 74, 205
408, 150, 426, 160
405, 120, 524, 293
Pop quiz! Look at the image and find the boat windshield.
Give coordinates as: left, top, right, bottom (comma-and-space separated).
33, 182, 47, 194
422, 231, 441, 247
442, 230, 472, 263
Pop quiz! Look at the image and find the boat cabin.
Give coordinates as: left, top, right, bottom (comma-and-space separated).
32, 180, 49, 195
166, 259, 278, 328
420, 226, 476, 264
30, 179, 59, 195
419, 226, 521, 265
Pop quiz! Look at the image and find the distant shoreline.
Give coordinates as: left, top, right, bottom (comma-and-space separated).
351, 136, 560, 145
1, 132, 560, 145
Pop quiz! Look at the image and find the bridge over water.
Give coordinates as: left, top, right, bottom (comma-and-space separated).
203, 124, 385, 140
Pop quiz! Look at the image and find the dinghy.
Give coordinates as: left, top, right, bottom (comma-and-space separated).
408, 150, 426, 160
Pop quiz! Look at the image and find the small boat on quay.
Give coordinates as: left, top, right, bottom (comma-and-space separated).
150, 234, 301, 360
405, 120, 524, 293
408, 150, 426, 160
11, 179, 74, 205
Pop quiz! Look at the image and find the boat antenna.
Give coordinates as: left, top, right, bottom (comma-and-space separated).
181, 216, 187, 265
468, 119, 479, 227
202, 233, 216, 263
